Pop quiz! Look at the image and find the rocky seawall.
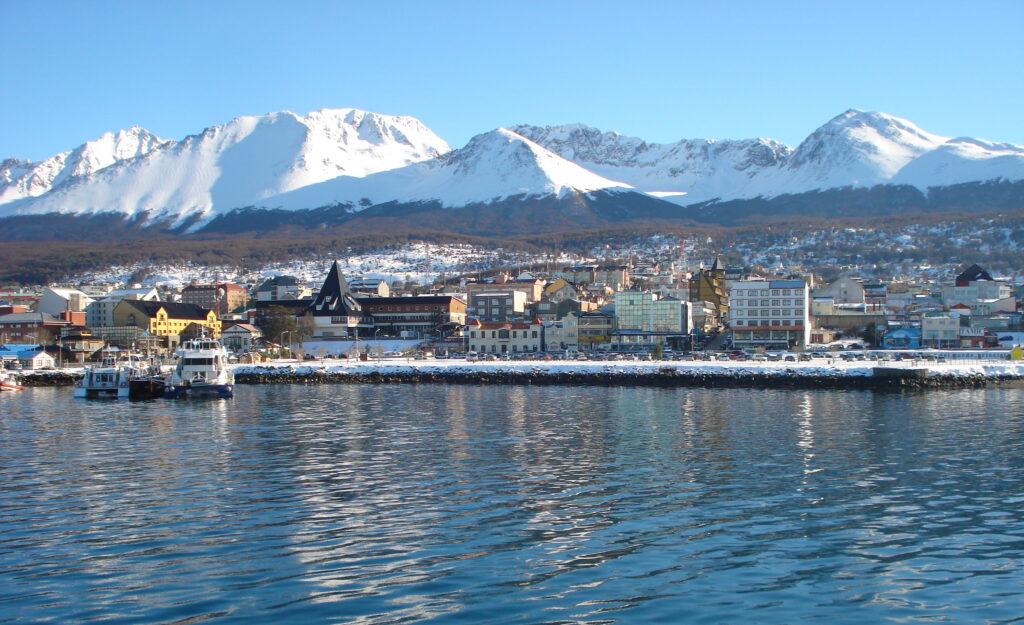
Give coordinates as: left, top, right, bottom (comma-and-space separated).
14, 363, 1023, 391
232, 367, 1013, 390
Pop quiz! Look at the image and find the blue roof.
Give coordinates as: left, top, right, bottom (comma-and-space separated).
769, 280, 806, 288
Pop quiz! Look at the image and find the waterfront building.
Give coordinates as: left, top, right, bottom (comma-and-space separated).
728, 279, 810, 349
112, 300, 222, 339
221, 323, 262, 352
357, 295, 466, 339
921, 312, 960, 348
306, 262, 370, 339
577, 311, 615, 350
613, 291, 692, 349
467, 319, 543, 354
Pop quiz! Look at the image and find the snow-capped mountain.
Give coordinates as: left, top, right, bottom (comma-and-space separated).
0, 127, 168, 204
515, 110, 1024, 205
778, 110, 950, 191
257, 127, 632, 212
0, 108, 449, 226
0, 107, 1021, 238
509, 123, 792, 204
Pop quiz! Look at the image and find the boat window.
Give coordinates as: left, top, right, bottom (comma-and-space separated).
183, 357, 215, 366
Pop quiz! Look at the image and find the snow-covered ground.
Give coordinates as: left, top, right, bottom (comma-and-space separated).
73, 242, 587, 288
235, 357, 1024, 380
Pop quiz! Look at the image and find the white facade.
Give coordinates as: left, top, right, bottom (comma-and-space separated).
814, 275, 865, 305
727, 279, 811, 348
922, 313, 959, 347
544, 316, 579, 351
467, 321, 543, 354
85, 288, 160, 328
39, 288, 93, 317
942, 281, 1011, 307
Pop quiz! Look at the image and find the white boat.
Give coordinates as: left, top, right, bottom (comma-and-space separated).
73, 352, 154, 398
0, 369, 23, 392
164, 336, 234, 399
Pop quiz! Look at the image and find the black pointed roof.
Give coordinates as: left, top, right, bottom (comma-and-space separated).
710, 256, 724, 271
310, 261, 363, 316
956, 264, 993, 284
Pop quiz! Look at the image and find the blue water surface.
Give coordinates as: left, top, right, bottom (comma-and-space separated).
1, 384, 1023, 624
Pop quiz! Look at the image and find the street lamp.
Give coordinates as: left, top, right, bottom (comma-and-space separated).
280, 330, 292, 360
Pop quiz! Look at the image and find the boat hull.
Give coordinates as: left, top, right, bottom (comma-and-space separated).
164, 383, 233, 399
73, 385, 128, 398
128, 377, 167, 400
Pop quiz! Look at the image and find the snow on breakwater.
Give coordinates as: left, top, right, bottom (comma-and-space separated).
233, 358, 1024, 390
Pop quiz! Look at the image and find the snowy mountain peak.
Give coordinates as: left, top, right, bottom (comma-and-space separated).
0, 108, 451, 225
786, 110, 948, 183
257, 127, 633, 215
438, 128, 632, 196
0, 126, 169, 205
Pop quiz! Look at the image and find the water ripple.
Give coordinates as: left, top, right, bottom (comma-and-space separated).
1, 385, 1023, 623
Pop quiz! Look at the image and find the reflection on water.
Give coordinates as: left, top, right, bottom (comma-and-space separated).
1, 385, 1023, 624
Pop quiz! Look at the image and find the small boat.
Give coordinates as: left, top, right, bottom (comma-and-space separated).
74, 352, 155, 399
0, 369, 23, 391
164, 335, 234, 399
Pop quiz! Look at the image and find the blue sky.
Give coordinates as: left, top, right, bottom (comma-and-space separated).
4, 0, 1022, 160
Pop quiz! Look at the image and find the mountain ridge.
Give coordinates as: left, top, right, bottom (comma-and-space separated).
0, 107, 1022, 237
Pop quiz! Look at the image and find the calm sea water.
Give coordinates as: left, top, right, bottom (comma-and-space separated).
2, 384, 1023, 624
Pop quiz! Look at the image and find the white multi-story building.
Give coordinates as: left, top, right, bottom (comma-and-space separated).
942, 264, 1012, 307
544, 316, 579, 352
85, 287, 160, 328
467, 319, 543, 354
727, 279, 810, 348
921, 312, 960, 348
39, 287, 93, 318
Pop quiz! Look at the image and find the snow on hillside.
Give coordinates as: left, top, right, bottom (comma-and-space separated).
0, 127, 168, 204
256, 128, 632, 211
72, 242, 586, 289
893, 137, 1024, 188
0, 108, 449, 226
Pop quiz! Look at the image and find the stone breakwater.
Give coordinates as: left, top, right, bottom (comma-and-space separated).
232, 365, 1020, 390
14, 362, 1024, 390
15, 372, 83, 387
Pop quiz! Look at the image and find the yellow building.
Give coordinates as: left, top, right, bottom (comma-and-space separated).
112, 300, 222, 338
688, 257, 728, 330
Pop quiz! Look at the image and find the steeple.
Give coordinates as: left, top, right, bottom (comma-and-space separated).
311, 261, 361, 314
